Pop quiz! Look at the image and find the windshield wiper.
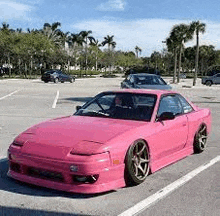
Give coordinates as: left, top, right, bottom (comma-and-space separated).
79, 109, 110, 117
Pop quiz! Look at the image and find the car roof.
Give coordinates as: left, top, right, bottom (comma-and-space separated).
102, 89, 176, 96
131, 73, 159, 77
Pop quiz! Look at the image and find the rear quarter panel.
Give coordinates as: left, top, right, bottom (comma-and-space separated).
186, 108, 211, 147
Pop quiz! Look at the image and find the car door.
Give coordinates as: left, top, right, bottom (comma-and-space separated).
57, 71, 65, 81
151, 94, 188, 160
213, 73, 220, 84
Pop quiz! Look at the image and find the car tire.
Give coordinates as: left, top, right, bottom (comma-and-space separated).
61, 81, 64, 83
194, 124, 208, 153
44, 80, 48, 83
205, 80, 212, 86
70, 78, 74, 83
125, 140, 150, 186
54, 78, 59, 83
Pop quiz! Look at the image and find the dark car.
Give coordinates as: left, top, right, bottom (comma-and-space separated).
121, 73, 172, 90
201, 73, 220, 86
41, 70, 75, 83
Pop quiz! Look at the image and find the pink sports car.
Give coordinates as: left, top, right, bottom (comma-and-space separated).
8, 89, 211, 194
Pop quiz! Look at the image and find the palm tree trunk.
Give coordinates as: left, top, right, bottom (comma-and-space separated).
177, 43, 183, 83
173, 48, 177, 83
8, 55, 11, 77
95, 52, 98, 71
193, 32, 199, 86
18, 58, 21, 77
85, 37, 88, 74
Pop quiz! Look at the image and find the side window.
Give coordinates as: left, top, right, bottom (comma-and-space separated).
157, 95, 183, 117
97, 95, 115, 110
177, 94, 193, 114
130, 75, 135, 83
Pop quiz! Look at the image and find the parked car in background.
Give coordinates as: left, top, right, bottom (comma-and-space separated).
201, 73, 220, 86
7, 89, 211, 194
41, 70, 75, 83
121, 73, 172, 90
180, 73, 186, 79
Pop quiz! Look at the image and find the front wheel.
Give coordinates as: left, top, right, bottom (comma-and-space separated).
125, 140, 150, 185
194, 124, 208, 153
205, 80, 212, 86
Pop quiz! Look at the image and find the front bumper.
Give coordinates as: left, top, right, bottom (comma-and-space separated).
7, 150, 125, 194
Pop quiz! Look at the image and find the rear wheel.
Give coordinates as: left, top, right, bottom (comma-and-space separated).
205, 80, 212, 86
125, 140, 150, 185
194, 124, 208, 153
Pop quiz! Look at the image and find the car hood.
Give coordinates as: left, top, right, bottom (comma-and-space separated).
14, 116, 146, 158
135, 84, 172, 90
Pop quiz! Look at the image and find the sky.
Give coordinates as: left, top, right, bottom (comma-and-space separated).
1, 0, 220, 56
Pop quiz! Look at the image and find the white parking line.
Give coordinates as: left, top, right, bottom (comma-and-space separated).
118, 155, 220, 216
0, 90, 20, 100
52, 90, 59, 108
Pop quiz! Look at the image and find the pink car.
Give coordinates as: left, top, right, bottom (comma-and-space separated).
8, 89, 211, 194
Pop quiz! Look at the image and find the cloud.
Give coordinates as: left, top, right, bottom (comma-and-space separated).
72, 18, 220, 56
0, 0, 34, 20
96, 0, 126, 11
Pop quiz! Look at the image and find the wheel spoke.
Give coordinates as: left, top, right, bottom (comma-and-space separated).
140, 158, 149, 164
137, 164, 147, 176
137, 144, 146, 156
200, 126, 206, 134
200, 140, 206, 148
200, 135, 207, 139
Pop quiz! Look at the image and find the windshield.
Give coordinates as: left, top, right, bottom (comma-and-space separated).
135, 76, 167, 85
74, 92, 157, 121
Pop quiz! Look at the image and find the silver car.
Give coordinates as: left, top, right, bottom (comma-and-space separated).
201, 73, 220, 86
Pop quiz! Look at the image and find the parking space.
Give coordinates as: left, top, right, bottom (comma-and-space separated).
0, 77, 220, 216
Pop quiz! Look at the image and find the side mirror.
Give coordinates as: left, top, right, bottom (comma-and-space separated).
158, 112, 175, 121
76, 105, 82, 111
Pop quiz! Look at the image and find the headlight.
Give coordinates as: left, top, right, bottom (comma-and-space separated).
12, 140, 25, 146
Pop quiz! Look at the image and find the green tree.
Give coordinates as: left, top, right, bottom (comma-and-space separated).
41, 22, 62, 47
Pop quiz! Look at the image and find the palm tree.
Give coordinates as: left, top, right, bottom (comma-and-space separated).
79, 30, 95, 71
70, 33, 85, 70
135, 46, 142, 58
166, 32, 179, 83
102, 35, 116, 72
41, 22, 62, 47
170, 24, 193, 83
190, 21, 206, 86
90, 39, 102, 71
102, 35, 116, 51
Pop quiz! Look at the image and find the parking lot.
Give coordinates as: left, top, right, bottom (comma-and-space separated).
0, 77, 220, 216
